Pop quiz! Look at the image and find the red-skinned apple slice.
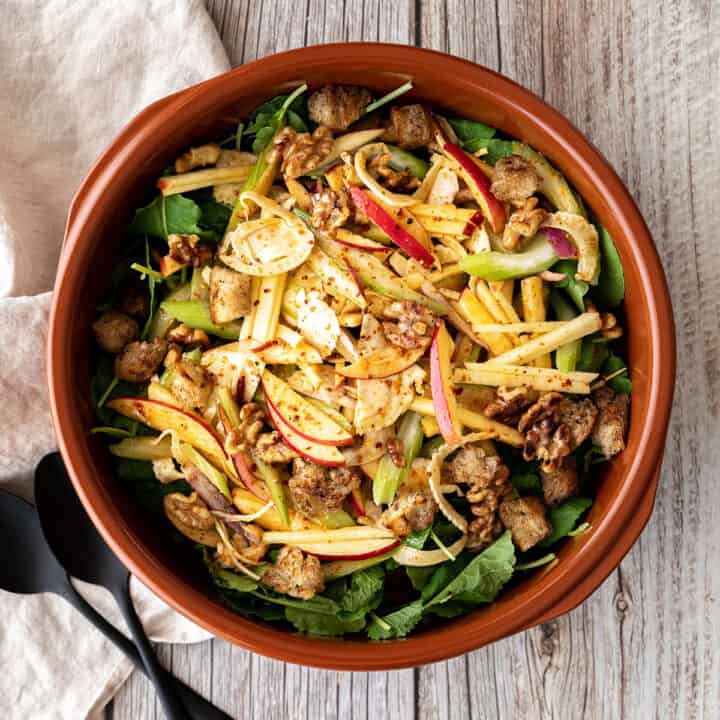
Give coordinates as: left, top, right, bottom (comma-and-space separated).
107, 397, 229, 473
349, 186, 434, 267
341, 256, 366, 301
442, 142, 506, 233
429, 322, 463, 444
262, 370, 354, 447
297, 537, 400, 560
266, 400, 346, 467
217, 405, 269, 500
335, 343, 428, 380
333, 228, 391, 253
349, 487, 366, 517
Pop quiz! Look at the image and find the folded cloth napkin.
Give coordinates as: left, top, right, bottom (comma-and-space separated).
0, 1, 231, 717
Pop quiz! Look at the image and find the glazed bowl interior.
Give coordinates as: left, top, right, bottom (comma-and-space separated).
48, 44, 674, 670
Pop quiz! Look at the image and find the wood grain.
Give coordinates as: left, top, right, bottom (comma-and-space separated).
109, 1, 720, 718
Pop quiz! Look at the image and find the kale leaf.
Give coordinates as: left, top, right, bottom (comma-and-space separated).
129, 194, 208, 240
367, 600, 425, 640
541, 497, 593, 546
427, 531, 516, 607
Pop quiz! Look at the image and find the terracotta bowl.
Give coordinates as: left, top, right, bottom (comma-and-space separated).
47, 44, 675, 670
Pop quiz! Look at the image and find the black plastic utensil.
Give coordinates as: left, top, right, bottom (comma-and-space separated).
0, 480, 230, 720
33, 453, 215, 720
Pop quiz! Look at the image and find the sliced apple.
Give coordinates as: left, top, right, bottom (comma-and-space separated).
108, 435, 173, 461
349, 187, 434, 267
335, 344, 428, 380
443, 141, 506, 233
334, 228, 391, 253
266, 400, 346, 467
107, 397, 230, 473
429, 322, 462, 444
262, 370, 354, 447
305, 247, 367, 309
231, 488, 315, 531
296, 538, 400, 560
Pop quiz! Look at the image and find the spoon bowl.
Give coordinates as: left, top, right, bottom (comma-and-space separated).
0, 489, 68, 595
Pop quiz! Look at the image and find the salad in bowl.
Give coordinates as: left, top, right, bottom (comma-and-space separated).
90, 81, 630, 639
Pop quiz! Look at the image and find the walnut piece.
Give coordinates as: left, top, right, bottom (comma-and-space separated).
174, 144, 221, 174
502, 197, 548, 251
310, 187, 351, 232
115, 339, 167, 383
382, 301, 436, 350
520, 393, 599, 473
167, 234, 213, 268
281, 126, 334, 178
92, 310, 138, 354
484, 385, 540, 425
368, 151, 420, 192
225, 403, 265, 454
262, 545, 324, 599
308, 85, 372, 131
443, 445, 512, 551
254, 431, 298, 464
490, 154, 542, 202
167, 323, 210, 348
163, 492, 219, 547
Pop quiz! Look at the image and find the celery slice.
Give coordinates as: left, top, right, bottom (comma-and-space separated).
160, 300, 242, 340
373, 411, 423, 505
549, 291, 580, 372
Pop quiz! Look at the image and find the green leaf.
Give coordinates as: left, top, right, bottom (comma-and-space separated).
129, 195, 206, 240
285, 606, 367, 636
403, 527, 431, 550
448, 117, 497, 143
602, 353, 632, 394
576, 336, 609, 373
428, 531, 516, 607
340, 566, 385, 614
541, 497, 593, 546
252, 126, 276, 154
367, 600, 424, 640
552, 260, 589, 311
511, 473, 542, 494
210, 568, 259, 594
419, 553, 472, 603
193, 190, 233, 236
596, 226, 625, 308
405, 566, 435, 591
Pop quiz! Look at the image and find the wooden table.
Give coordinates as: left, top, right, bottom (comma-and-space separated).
108, 1, 719, 718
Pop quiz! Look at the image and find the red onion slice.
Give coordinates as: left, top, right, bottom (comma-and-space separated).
540, 226, 577, 259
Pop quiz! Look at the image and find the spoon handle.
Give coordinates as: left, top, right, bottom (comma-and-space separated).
57, 578, 232, 720
113, 576, 192, 720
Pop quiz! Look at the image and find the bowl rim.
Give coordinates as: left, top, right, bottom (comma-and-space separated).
48, 42, 675, 670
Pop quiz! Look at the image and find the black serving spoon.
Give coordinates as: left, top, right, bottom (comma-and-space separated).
0, 481, 230, 720
32, 453, 223, 720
